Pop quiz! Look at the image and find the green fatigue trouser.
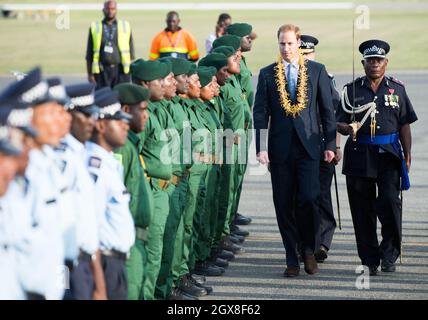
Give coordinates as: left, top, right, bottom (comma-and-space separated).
142, 180, 174, 300
229, 130, 251, 227
126, 237, 147, 300
172, 164, 208, 281
154, 175, 188, 299
198, 163, 222, 261
191, 164, 213, 267
215, 146, 238, 246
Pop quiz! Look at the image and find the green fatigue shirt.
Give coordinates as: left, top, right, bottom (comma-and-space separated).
167, 96, 192, 176
220, 74, 248, 131
237, 56, 255, 108
138, 101, 172, 181
114, 130, 153, 228
195, 99, 223, 160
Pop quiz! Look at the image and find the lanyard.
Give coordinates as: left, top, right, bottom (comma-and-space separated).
165, 30, 182, 48
103, 22, 117, 44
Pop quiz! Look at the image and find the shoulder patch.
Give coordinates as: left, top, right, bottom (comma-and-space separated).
88, 156, 102, 168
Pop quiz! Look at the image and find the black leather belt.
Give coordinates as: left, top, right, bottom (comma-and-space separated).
78, 250, 93, 263
101, 249, 127, 261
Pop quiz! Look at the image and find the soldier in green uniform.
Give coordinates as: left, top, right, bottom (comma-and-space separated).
130, 59, 173, 300
112, 83, 152, 300
154, 58, 209, 300
226, 23, 255, 228
192, 66, 230, 270
210, 39, 249, 254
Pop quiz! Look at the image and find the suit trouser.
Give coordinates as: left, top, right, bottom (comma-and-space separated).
172, 164, 207, 280
94, 64, 130, 90
318, 160, 337, 250
270, 132, 320, 267
155, 175, 188, 299
346, 153, 402, 267
66, 257, 94, 300
101, 255, 128, 300
126, 238, 147, 300
142, 181, 173, 300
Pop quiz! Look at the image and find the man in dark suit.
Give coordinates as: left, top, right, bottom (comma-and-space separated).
253, 24, 336, 277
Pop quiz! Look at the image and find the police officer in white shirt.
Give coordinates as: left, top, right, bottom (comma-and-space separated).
86, 87, 135, 299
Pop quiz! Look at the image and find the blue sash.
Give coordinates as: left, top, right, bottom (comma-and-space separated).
357, 133, 410, 190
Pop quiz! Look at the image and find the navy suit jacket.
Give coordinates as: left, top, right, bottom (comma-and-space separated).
253, 60, 337, 162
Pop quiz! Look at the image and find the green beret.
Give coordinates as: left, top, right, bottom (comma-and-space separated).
161, 57, 191, 76
198, 53, 228, 71
131, 59, 168, 81
197, 66, 217, 88
187, 62, 197, 76
212, 35, 241, 51
212, 45, 236, 58
113, 83, 150, 105
158, 58, 173, 76
226, 23, 252, 37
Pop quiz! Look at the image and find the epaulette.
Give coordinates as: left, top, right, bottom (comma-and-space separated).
54, 142, 67, 152
327, 72, 334, 79
387, 76, 405, 86
88, 156, 102, 168
344, 76, 364, 87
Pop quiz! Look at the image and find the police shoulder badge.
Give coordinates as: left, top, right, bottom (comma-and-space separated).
88, 156, 102, 168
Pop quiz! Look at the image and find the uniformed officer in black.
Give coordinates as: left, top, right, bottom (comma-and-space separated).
336, 40, 417, 275
86, 0, 135, 89
300, 35, 341, 263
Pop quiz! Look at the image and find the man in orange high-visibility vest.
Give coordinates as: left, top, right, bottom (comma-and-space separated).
149, 11, 199, 62
86, 0, 135, 89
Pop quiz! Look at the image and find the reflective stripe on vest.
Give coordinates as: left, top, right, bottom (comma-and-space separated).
90, 20, 131, 74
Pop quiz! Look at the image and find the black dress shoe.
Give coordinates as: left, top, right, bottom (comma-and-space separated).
233, 213, 252, 225
215, 249, 235, 261
190, 273, 206, 285
284, 266, 300, 277
221, 237, 244, 255
194, 261, 223, 276
178, 275, 207, 297
168, 287, 198, 300
231, 224, 250, 237
381, 260, 396, 272
231, 233, 245, 243
368, 265, 378, 276
187, 274, 213, 295
314, 246, 328, 263
212, 257, 229, 268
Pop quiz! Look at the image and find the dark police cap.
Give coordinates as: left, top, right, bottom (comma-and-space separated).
359, 39, 390, 59
300, 35, 319, 54
212, 45, 236, 58
187, 63, 197, 76
0, 67, 49, 109
226, 23, 252, 37
212, 35, 241, 51
131, 59, 169, 82
197, 66, 217, 88
0, 107, 24, 155
46, 77, 69, 106
113, 83, 150, 106
65, 82, 99, 116
198, 53, 228, 71
95, 87, 132, 122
